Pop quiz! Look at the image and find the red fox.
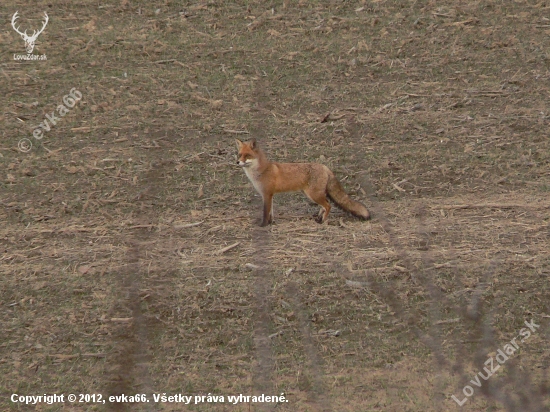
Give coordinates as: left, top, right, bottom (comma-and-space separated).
236, 138, 370, 226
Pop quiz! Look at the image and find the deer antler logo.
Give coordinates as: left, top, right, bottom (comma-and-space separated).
11, 11, 49, 54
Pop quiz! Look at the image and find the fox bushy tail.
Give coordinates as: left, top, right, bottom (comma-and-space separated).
326, 175, 370, 220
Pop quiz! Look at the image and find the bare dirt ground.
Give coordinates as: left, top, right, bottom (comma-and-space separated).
1, 1, 549, 411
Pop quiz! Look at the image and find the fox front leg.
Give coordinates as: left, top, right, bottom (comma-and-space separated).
260, 194, 274, 226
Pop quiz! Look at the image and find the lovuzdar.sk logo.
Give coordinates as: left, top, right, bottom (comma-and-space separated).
11, 11, 48, 61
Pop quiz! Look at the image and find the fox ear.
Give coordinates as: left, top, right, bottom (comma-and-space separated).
249, 138, 257, 149
235, 138, 243, 149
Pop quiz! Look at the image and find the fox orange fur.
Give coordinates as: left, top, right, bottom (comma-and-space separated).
236, 138, 370, 226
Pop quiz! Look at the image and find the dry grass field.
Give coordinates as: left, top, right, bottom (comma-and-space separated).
1, 0, 549, 411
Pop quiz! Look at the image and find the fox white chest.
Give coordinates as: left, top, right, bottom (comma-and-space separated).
244, 167, 263, 195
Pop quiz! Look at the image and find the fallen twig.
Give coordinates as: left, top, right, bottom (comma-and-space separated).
174, 221, 204, 229
215, 242, 240, 255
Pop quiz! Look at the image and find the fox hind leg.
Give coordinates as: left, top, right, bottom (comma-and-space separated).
303, 189, 331, 224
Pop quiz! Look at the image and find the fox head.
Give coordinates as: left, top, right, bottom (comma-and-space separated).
236, 138, 259, 168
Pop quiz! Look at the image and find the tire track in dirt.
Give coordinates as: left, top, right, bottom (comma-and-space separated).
250, 226, 277, 411
284, 281, 333, 412
104, 161, 170, 411
249, 80, 278, 410
106, 241, 153, 412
